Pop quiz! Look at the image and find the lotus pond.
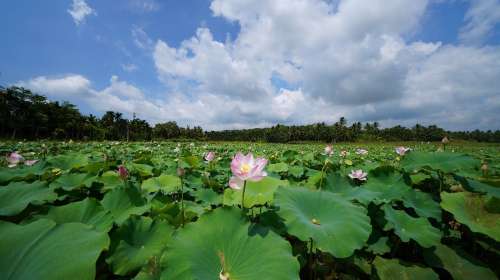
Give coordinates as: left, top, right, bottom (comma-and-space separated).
0, 141, 499, 279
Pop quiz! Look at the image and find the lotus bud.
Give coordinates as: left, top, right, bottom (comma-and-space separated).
117, 165, 129, 180
204, 151, 215, 162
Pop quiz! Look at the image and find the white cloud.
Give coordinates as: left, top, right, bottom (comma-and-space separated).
17, 75, 91, 97
132, 26, 154, 50
22, 0, 500, 131
121, 63, 138, 72
68, 0, 96, 26
148, 0, 500, 130
128, 0, 160, 13
459, 0, 500, 44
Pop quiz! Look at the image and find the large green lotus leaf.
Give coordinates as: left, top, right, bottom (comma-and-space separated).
373, 257, 439, 280
362, 171, 412, 203
455, 176, 500, 198
401, 189, 442, 221
40, 198, 114, 232
102, 187, 150, 225
322, 173, 380, 205
274, 187, 371, 258
193, 188, 222, 206
267, 162, 289, 173
49, 172, 96, 191
0, 181, 57, 216
423, 244, 495, 280
223, 177, 289, 208
288, 165, 304, 178
127, 163, 154, 177
440, 192, 500, 241
382, 204, 441, 248
161, 207, 300, 280
107, 216, 174, 276
366, 236, 391, 255
401, 152, 480, 173
0, 163, 47, 184
97, 171, 125, 192
0, 219, 109, 280
324, 172, 355, 193
141, 174, 181, 194
48, 153, 89, 170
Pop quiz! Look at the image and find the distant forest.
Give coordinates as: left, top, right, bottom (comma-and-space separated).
1, 86, 499, 142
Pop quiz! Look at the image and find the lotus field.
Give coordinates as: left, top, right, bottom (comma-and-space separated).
1, 141, 499, 279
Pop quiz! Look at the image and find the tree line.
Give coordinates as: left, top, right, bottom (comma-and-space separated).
1, 86, 499, 142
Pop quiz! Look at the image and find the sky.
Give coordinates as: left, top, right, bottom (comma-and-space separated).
1, 0, 500, 131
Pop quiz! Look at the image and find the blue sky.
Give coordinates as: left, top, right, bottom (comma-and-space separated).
1, 0, 500, 130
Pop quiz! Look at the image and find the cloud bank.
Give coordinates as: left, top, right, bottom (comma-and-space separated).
23, 0, 500, 130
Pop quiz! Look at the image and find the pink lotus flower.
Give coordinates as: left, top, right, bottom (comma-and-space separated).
6, 152, 23, 168
340, 150, 349, 157
395, 146, 411, 156
348, 169, 368, 181
324, 145, 333, 156
356, 148, 368, 155
229, 152, 267, 190
24, 159, 39, 166
117, 165, 129, 180
204, 151, 215, 162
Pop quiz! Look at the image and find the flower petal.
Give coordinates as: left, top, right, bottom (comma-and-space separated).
229, 176, 244, 190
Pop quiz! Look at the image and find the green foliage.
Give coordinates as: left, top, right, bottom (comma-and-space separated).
373, 257, 439, 280
161, 207, 300, 279
107, 216, 174, 276
0, 219, 110, 280
0, 141, 498, 279
382, 204, 441, 248
274, 187, 371, 258
441, 192, 500, 242
0, 181, 56, 216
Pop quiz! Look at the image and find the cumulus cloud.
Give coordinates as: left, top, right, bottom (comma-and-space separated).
25, 0, 500, 130
68, 0, 96, 26
147, 0, 500, 130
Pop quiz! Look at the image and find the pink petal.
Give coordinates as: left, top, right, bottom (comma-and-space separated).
24, 160, 38, 166
229, 176, 244, 190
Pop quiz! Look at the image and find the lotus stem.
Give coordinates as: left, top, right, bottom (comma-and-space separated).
241, 180, 247, 209
318, 160, 328, 190
180, 176, 185, 227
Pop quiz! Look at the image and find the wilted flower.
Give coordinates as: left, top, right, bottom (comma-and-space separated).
204, 151, 215, 162
324, 145, 333, 156
348, 169, 368, 181
356, 148, 368, 155
177, 167, 186, 177
24, 159, 38, 166
117, 165, 129, 180
395, 147, 411, 156
340, 150, 349, 157
229, 152, 267, 190
6, 152, 24, 168
481, 162, 488, 176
